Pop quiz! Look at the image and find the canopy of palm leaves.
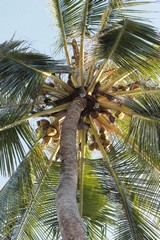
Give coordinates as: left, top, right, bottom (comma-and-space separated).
0, 0, 160, 239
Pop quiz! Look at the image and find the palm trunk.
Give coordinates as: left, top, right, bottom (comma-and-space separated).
56, 97, 87, 240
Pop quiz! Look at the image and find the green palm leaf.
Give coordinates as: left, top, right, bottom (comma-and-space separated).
85, 141, 159, 239
12, 163, 60, 240
0, 123, 35, 176
95, 20, 159, 79
79, 158, 118, 239
99, 0, 157, 29
84, 217, 110, 240
51, 0, 83, 58
118, 93, 160, 169
52, 0, 156, 42
85, 0, 153, 34
0, 146, 48, 239
82, 156, 158, 239
82, 160, 117, 222
0, 146, 63, 239
0, 107, 36, 176
108, 140, 160, 240
0, 40, 70, 102
89, 117, 159, 239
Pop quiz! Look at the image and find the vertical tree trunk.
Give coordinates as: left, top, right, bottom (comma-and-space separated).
56, 97, 87, 240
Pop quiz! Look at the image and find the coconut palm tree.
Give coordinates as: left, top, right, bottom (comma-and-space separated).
0, 0, 160, 239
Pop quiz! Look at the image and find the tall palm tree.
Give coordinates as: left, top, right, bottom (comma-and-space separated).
0, 0, 160, 239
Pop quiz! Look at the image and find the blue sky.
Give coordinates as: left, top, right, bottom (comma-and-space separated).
0, 0, 56, 55
0, 0, 160, 189
0, 1, 159, 55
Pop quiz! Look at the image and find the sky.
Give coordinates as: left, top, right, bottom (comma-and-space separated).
0, 0, 56, 56
0, 0, 160, 189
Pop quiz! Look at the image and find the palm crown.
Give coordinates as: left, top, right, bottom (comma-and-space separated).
0, 0, 160, 239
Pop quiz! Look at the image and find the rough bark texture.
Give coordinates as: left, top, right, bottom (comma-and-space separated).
56, 97, 87, 240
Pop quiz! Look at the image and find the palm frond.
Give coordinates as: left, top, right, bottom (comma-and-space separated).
82, 158, 133, 240
51, 0, 83, 56
13, 162, 61, 240
85, 0, 112, 34
108, 140, 160, 240
84, 141, 159, 239
79, 158, 120, 239
78, 0, 155, 36
51, 0, 156, 47
82, 160, 107, 221
0, 146, 63, 239
83, 156, 157, 240
85, 0, 125, 34
118, 93, 160, 169
84, 217, 110, 240
89, 117, 139, 239
100, 0, 157, 29
0, 40, 70, 102
0, 102, 70, 134
0, 145, 49, 239
78, 129, 87, 217
0, 120, 35, 176
95, 20, 159, 79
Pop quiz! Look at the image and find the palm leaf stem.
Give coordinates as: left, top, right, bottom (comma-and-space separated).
50, 74, 73, 93
52, 0, 71, 65
98, 115, 160, 170
85, 64, 95, 86
87, 58, 107, 94
133, 113, 160, 122
88, 19, 128, 94
77, 130, 82, 212
79, 0, 89, 86
100, 67, 118, 85
89, 116, 138, 239
99, 3, 112, 30
9, 56, 73, 93
99, 1, 158, 29
98, 115, 125, 139
14, 170, 49, 239
43, 83, 69, 96
0, 103, 69, 132
8, 55, 50, 79
99, 102, 132, 115
82, 157, 103, 161
48, 140, 60, 166
0, 101, 42, 109
102, 71, 133, 91
71, 75, 79, 87
112, 88, 160, 96
100, 101, 160, 122
78, 131, 81, 160
79, 129, 86, 217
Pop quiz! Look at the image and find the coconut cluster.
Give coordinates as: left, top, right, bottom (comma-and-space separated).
36, 119, 60, 144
